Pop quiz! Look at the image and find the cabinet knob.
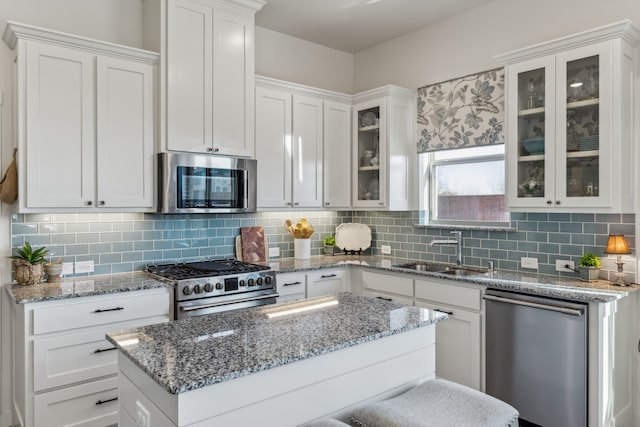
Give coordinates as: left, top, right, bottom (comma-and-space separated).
286, 202, 292, 206
213, 147, 220, 153
555, 200, 561, 205
546, 200, 552, 205
294, 202, 299, 206
207, 147, 213, 152
99, 201, 105, 206
85, 201, 92, 206
378, 202, 384, 206
325, 202, 330, 206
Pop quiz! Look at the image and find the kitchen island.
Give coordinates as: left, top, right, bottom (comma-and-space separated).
107, 293, 446, 426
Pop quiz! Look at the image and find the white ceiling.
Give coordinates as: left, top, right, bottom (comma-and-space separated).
255, 0, 495, 53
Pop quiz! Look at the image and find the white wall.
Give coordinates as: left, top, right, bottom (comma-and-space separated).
255, 26, 355, 94
353, 0, 640, 92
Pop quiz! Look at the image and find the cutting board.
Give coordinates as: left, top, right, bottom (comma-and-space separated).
237, 227, 268, 262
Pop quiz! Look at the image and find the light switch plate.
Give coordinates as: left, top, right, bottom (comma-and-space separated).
61, 262, 74, 275
521, 257, 538, 269
381, 245, 392, 255
268, 247, 280, 258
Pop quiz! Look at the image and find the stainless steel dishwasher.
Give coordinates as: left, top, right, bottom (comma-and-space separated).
484, 289, 588, 427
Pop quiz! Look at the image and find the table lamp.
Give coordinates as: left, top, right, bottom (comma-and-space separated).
604, 234, 631, 286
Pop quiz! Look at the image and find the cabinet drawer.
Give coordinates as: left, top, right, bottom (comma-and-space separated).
362, 271, 413, 297
277, 272, 306, 297
33, 376, 119, 427
307, 269, 346, 298
363, 290, 414, 306
32, 290, 170, 335
34, 318, 168, 392
415, 279, 481, 311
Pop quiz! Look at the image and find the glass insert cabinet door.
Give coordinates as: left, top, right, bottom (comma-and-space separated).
508, 44, 610, 209
353, 100, 386, 208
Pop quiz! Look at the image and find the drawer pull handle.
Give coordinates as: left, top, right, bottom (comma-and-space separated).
92, 307, 124, 313
95, 397, 118, 406
320, 274, 337, 279
434, 308, 454, 315
93, 347, 117, 354
376, 296, 392, 302
283, 281, 302, 286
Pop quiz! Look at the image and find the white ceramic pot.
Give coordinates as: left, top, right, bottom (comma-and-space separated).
294, 239, 311, 259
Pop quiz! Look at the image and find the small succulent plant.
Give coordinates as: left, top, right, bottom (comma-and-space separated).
9, 242, 49, 265
579, 252, 601, 268
323, 236, 336, 246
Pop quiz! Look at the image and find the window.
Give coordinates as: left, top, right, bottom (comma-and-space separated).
420, 145, 509, 226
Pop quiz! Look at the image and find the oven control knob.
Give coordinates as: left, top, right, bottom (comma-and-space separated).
265, 276, 273, 285
193, 284, 203, 294
248, 278, 255, 287
215, 282, 223, 290
204, 283, 214, 292
257, 277, 263, 286
183, 286, 193, 296
239, 279, 246, 287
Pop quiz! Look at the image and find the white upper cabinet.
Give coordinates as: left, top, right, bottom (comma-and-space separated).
3, 22, 158, 212
146, 0, 262, 157
352, 86, 414, 211
497, 21, 639, 212
255, 77, 351, 210
323, 101, 352, 209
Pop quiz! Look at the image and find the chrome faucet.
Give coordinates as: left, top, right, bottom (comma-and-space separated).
429, 231, 463, 266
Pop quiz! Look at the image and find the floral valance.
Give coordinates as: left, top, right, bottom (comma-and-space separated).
417, 68, 505, 153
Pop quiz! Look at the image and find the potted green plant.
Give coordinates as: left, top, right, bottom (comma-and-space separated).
323, 235, 336, 256
9, 242, 49, 285
578, 252, 601, 282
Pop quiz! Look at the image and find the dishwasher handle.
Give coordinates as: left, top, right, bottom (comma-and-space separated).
483, 294, 585, 317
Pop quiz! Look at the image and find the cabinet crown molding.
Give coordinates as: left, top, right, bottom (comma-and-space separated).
3, 21, 159, 65
351, 84, 415, 104
495, 20, 640, 65
255, 75, 351, 104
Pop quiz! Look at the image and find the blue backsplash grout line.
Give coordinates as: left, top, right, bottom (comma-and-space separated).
10, 210, 636, 282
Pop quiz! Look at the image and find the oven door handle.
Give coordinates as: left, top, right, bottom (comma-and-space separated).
179, 293, 280, 312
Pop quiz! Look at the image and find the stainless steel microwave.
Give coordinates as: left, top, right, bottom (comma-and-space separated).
158, 152, 257, 214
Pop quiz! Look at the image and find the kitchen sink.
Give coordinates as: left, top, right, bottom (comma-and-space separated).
393, 262, 486, 277
439, 267, 485, 277
393, 262, 449, 272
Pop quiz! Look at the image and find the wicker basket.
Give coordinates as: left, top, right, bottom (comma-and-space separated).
14, 261, 43, 285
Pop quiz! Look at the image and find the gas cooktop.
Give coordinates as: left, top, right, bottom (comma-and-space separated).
146, 258, 270, 281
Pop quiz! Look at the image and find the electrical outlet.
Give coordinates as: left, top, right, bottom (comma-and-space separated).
381, 245, 392, 255
268, 247, 280, 258
61, 262, 74, 275
135, 400, 151, 427
521, 257, 539, 269
556, 260, 575, 273
75, 260, 94, 274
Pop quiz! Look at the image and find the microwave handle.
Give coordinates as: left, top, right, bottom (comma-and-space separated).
243, 169, 249, 208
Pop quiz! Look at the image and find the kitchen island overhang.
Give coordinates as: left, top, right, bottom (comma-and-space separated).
107, 293, 447, 426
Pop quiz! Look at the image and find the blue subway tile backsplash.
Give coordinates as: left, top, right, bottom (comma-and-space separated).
9, 210, 636, 283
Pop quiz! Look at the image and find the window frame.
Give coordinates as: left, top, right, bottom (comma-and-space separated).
420, 145, 510, 227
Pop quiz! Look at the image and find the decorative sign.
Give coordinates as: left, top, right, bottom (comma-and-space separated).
417, 68, 505, 152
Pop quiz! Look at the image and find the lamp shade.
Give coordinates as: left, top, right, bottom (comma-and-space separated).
604, 234, 631, 255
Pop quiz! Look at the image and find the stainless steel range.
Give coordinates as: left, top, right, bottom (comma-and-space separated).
146, 259, 278, 319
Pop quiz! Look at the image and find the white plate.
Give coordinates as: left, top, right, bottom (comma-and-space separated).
335, 223, 372, 252
361, 112, 377, 127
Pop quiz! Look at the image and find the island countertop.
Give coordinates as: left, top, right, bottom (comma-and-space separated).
107, 292, 446, 394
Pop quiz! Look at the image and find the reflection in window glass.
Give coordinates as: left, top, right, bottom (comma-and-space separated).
421, 146, 509, 225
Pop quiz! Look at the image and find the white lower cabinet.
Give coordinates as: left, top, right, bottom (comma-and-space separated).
9, 287, 171, 427
414, 279, 484, 391
306, 270, 346, 298
360, 270, 414, 305
276, 272, 306, 303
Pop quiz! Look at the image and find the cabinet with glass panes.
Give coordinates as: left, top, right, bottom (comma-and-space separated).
499, 22, 637, 212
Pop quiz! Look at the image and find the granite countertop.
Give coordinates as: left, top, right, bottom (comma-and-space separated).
106, 292, 446, 394
266, 255, 639, 303
5, 272, 171, 304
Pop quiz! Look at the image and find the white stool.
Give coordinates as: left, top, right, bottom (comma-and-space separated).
348, 379, 519, 427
